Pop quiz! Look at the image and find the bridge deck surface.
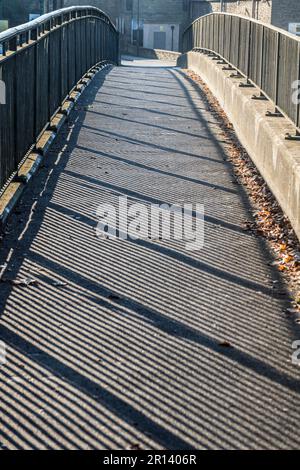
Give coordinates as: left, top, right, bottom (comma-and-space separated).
0, 59, 300, 449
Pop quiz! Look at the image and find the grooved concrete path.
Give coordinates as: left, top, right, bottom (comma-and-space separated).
0, 59, 300, 449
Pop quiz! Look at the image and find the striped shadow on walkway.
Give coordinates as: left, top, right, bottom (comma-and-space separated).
0, 59, 300, 450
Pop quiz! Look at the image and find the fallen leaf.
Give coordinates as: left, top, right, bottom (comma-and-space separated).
187, 68, 300, 308
283, 255, 294, 264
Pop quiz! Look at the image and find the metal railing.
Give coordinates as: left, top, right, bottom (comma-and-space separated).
183, 13, 300, 133
0, 6, 119, 192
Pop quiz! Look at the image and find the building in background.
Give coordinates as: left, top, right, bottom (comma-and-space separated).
190, 1, 300, 34
44, 1, 64, 11
59, 0, 191, 52
134, 0, 189, 52
43, 0, 300, 53
0, 1, 42, 28
44, 1, 118, 18
272, 0, 300, 33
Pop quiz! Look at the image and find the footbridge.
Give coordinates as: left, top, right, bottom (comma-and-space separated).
0, 7, 300, 450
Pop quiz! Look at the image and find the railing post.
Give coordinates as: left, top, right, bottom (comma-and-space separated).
296, 42, 300, 129
274, 31, 281, 108
228, 15, 232, 63
117, 31, 121, 65
59, 16, 63, 104
246, 19, 252, 81
31, 28, 38, 142
259, 25, 264, 89
237, 18, 241, 69
9, 36, 18, 172
47, 22, 51, 122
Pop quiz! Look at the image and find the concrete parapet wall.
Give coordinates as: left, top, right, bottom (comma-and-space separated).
153, 49, 182, 61
126, 44, 181, 61
178, 51, 300, 240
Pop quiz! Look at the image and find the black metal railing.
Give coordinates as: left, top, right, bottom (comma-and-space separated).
0, 6, 119, 192
183, 13, 300, 132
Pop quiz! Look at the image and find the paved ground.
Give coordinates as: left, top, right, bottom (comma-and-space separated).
0, 59, 300, 449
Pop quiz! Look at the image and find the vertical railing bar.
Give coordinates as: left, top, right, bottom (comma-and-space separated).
260, 25, 265, 88
47, 25, 51, 122
246, 20, 252, 81
237, 17, 241, 68
296, 42, 300, 128
31, 28, 38, 144
10, 36, 19, 174
274, 31, 281, 107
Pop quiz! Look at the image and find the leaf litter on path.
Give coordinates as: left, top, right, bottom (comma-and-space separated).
186, 69, 300, 313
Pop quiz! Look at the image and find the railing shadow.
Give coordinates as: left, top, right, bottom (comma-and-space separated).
0, 63, 300, 450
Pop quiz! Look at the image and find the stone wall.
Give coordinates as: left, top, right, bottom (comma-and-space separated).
44, 1, 66, 13
58, 1, 119, 20
223, 1, 272, 23
126, 44, 181, 60
191, 1, 272, 23
61, 0, 190, 27
190, 0, 220, 20
137, 0, 190, 25
192, 1, 300, 32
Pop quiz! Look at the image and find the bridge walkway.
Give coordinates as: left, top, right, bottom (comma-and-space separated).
0, 58, 300, 449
